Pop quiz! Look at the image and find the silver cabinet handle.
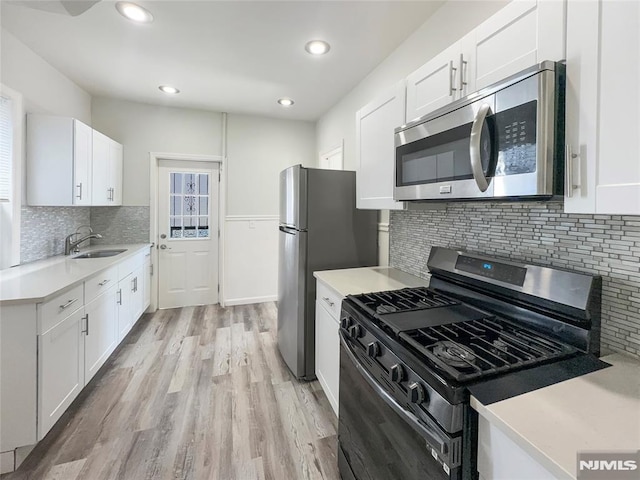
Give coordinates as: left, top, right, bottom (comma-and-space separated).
458, 53, 467, 93
98, 279, 111, 286
322, 296, 335, 307
59, 298, 79, 311
150, 264, 153, 276
565, 144, 580, 198
469, 103, 492, 192
76, 183, 83, 200
449, 60, 457, 96
81, 314, 88, 334
117, 289, 122, 305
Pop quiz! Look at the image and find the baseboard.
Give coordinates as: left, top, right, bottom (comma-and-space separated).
224, 295, 277, 306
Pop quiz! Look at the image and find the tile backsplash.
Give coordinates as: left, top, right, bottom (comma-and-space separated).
20, 206, 91, 263
390, 202, 640, 359
19, 206, 149, 264
89, 206, 150, 245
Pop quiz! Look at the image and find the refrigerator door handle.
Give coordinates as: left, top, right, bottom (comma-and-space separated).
279, 225, 298, 235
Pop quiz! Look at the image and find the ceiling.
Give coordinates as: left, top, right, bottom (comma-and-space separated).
1, 0, 444, 121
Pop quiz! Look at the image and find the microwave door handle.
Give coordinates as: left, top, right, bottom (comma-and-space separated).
469, 103, 492, 192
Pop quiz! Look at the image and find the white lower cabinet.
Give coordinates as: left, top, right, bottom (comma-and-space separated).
315, 280, 344, 416
1, 247, 153, 472
84, 284, 118, 383
477, 415, 557, 479
37, 307, 84, 440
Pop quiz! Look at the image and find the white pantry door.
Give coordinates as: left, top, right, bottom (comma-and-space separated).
158, 161, 219, 308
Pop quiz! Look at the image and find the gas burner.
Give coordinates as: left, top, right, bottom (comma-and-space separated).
432, 341, 477, 369
376, 305, 397, 314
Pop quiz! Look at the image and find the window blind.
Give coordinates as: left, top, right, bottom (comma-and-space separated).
0, 95, 13, 202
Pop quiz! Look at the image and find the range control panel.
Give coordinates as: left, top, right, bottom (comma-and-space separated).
455, 255, 526, 286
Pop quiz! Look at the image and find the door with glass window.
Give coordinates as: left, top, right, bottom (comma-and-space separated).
157, 161, 219, 308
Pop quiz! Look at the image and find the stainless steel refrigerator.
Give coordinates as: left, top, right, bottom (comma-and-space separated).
277, 165, 377, 380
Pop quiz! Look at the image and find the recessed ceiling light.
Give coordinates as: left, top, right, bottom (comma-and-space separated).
305, 40, 331, 56
278, 98, 294, 107
116, 2, 154, 23
159, 85, 180, 94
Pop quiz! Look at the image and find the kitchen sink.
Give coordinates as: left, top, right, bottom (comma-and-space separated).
72, 249, 127, 259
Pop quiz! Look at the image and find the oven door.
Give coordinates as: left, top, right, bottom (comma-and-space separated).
338, 333, 460, 480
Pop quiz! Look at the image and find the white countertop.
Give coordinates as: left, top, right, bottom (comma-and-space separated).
471, 353, 640, 479
313, 266, 429, 296
0, 244, 152, 305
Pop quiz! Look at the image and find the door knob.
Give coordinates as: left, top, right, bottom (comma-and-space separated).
160, 234, 167, 239
160, 244, 171, 250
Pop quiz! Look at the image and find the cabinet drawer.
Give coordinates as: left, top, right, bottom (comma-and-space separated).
118, 251, 145, 281
85, 265, 118, 304
316, 281, 343, 320
38, 283, 84, 335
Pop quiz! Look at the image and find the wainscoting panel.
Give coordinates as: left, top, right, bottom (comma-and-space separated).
224, 216, 279, 306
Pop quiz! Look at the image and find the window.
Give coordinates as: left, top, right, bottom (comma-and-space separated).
0, 84, 23, 269
169, 172, 210, 239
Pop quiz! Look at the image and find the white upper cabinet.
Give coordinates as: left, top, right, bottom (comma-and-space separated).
27, 115, 93, 206
406, 0, 566, 122
355, 80, 406, 210
472, 0, 566, 91
405, 32, 475, 123
565, 0, 640, 214
27, 114, 123, 207
92, 130, 123, 206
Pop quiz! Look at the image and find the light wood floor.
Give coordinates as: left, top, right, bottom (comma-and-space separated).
4, 303, 340, 480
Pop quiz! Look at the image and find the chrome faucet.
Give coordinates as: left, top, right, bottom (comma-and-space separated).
64, 225, 103, 255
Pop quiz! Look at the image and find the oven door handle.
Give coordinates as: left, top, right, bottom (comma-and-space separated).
469, 102, 492, 193
339, 332, 449, 456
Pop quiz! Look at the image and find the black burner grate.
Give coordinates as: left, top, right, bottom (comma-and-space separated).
350, 287, 459, 318
399, 317, 577, 382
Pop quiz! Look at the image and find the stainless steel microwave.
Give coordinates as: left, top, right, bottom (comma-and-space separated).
394, 61, 565, 202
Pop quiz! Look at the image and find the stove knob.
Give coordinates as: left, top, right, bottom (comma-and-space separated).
367, 342, 380, 358
389, 364, 405, 383
348, 324, 362, 339
408, 382, 426, 404
340, 316, 352, 330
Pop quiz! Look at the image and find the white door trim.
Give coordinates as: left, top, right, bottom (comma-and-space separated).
149, 152, 226, 310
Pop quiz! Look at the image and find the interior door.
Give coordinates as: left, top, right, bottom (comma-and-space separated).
158, 161, 220, 308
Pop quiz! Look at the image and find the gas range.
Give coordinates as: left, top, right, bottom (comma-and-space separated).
337, 247, 606, 480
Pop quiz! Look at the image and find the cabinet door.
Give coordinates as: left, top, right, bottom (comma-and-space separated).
38, 308, 84, 439
92, 130, 111, 205
406, 42, 462, 123
130, 265, 145, 323
315, 300, 340, 416
564, 0, 598, 213
594, 0, 640, 213
73, 120, 92, 206
117, 275, 133, 342
143, 253, 151, 310
565, 0, 640, 214
84, 285, 118, 383
355, 80, 406, 210
472, 0, 565, 90
108, 139, 123, 206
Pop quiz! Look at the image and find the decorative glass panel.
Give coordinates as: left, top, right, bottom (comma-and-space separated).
168, 171, 211, 239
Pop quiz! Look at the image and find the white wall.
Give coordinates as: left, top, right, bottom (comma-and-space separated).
224, 113, 316, 304
1, 28, 91, 123
226, 113, 316, 215
91, 97, 223, 206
